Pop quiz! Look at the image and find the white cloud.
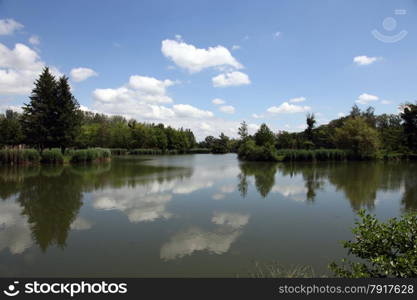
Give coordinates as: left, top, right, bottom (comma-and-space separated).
0, 19, 23, 35
353, 56, 380, 66
337, 112, 346, 118
212, 98, 225, 105
212, 71, 250, 87
231, 45, 241, 50
252, 113, 264, 119
219, 105, 235, 114
28, 35, 40, 45
161, 39, 243, 73
172, 104, 213, 118
381, 100, 391, 105
212, 212, 249, 229
70, 217, 93, 231
289, 97, 306, 103
355, 93, 379, 105
70, 67, 98, 82
267, 102, 311, 114
0, 43, 61, 95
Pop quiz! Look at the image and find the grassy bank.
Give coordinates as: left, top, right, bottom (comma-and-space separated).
0, 148, 111, 165
110, 148, 211, 155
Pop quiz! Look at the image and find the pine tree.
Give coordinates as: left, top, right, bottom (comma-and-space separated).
22, 67, 57, 151
22, 67, 81, 152
54, 76, 81, 153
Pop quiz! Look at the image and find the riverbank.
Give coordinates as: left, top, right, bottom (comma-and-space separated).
0, 148, 111, 165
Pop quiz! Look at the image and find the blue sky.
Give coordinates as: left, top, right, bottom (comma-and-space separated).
0, 0, 416, 139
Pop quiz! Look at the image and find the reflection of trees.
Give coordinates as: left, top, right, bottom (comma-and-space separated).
238, 162, 278, 197
277, 161, 414, 211
0, 158, 192, 252
401, 165, 417, 212
17, 166, 83, 251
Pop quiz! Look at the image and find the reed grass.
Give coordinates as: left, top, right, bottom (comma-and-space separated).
0, 149, 40, 165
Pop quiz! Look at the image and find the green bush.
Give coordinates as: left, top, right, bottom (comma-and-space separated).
330, 210, 417, 278
0, 149, 40, 164
238, 139, 281, 161
70, 148, 110, 163
41, 148, 64, 164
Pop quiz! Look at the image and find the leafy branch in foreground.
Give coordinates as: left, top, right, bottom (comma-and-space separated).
330, 210, 417, 277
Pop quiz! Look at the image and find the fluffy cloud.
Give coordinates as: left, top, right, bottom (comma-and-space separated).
231, 45, 241, 50
0, 43, 61, 95
161, 39, 243, 73
0, 19, 23, 35
28, 35, 40, 45
70, 67, 98, 82
252, 113, 264, 119
212, 98, 225, 105
172, 104, 213, 118
212, 71, 250, 87
289, 97, 306, 103
212, 212, 249, 229
381, 100, 391, 105
219, 105, 235, 114
93, 75, 175, 107
356, 93, 379, 105
266, 102, 311, 114
353, 56, 380, 66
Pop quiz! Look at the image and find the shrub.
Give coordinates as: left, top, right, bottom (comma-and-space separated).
330, 210, 417, 277
238, 139, 281, 161
70, 148, 110, 163
41, 148, 64, 164
0, 149, 40, 164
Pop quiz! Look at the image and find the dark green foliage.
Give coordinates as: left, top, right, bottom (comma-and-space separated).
277, 149, 353, 161
129, 149, 164, 155
305, 113, 316, 143
211, 133, 230, 154
330, 210, 417, 277
22, 68, 81, 152
188, 148, 211, 154
0, 149, 40, 164
41, 148, 64, 164
334, 117, 380, 158
0, 110, 24, 147
238, 139, 280, 161
254, 123, 275, 146
400, 102, 417, 152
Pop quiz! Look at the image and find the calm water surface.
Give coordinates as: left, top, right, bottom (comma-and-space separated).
0, 154, 416, 277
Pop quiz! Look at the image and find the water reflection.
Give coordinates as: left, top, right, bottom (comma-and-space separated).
160, 212, 250, 260
0, 155, 416, 276
237, 161, 417, 211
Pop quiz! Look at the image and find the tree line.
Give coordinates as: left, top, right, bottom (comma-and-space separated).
0, 68, 197, 153
236, 103, 417, 161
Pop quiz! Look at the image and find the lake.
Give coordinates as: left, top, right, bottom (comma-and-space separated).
0, 154, 416, 277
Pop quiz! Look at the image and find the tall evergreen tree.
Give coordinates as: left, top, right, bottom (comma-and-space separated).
22, 68, 81, 152
54, 76, 81, 153
22, 67, 57, 151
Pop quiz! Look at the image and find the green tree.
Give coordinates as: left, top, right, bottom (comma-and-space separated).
305, 113, 316, 143
254, 123, 275, 147
22, 67, 57, 151
0, 110, 24, 146
54, 76, 81, 153
330, 210, 417, 277
238, 121, 249, 141
334, 117, 380, 158
400, 102, 417, 152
